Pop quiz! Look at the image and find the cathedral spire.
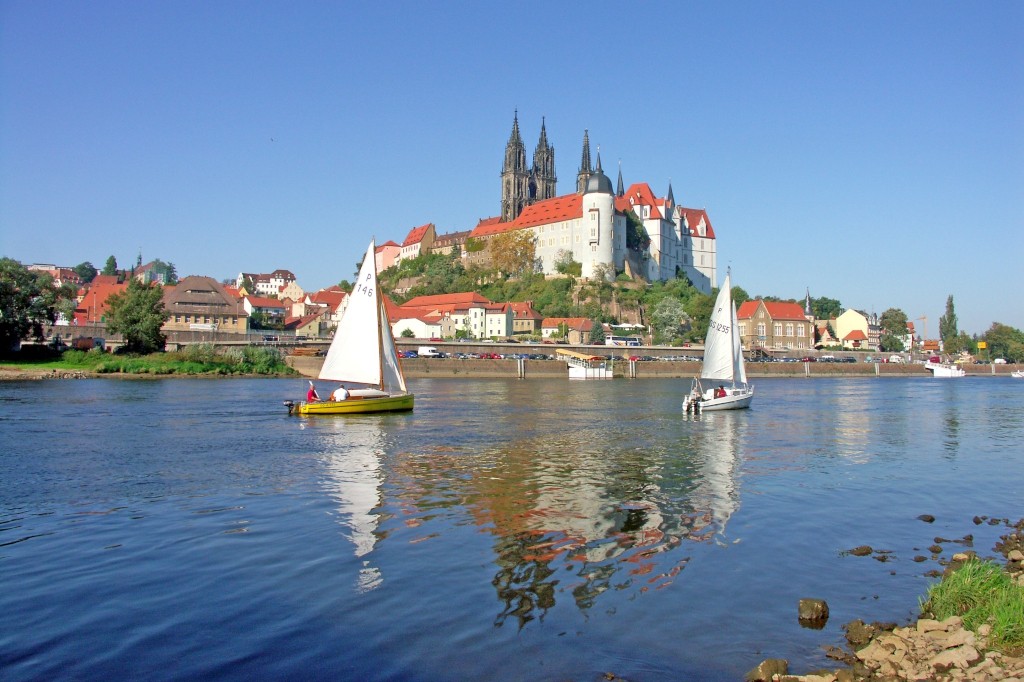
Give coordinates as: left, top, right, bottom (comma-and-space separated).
501, 110, 529, 222
532, 116, 557, 201
666, 180, 675, 207
616, 161, 624, 197
577, 129, 592, 194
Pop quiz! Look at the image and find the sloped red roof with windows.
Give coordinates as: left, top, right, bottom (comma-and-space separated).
376, 240, 400, 250
309, 287, 347, 311
511, 194, 583, 228
245, 295, 286, 309
614, 183, 664, 220
678, 207, 716, 239
74, 280, 129, 324
736, 300, 807, 321
403, 223, 433, 246
508, 301, 543, 320
844, 329, 868, 341
541, 317, 593, 331
469, 216, 516, 238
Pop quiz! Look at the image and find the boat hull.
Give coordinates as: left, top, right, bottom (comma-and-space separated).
925, 363, 965, 378
295, 393, 414, 415
699, 388, 754, 411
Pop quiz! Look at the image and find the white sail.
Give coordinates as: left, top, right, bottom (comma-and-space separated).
731, 300, 747, 385
319, 240, 407, 393
700, 273, 736, 382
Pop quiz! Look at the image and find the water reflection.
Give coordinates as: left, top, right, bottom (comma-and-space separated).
380, 389, 748, 628
318, 417, 388, 592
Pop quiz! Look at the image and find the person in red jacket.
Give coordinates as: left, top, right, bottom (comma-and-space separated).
306, 381, 320, 402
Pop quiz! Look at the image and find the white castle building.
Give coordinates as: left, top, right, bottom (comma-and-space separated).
395, 114, 718, 294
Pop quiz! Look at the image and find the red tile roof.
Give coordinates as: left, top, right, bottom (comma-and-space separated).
245, 295, 286, 309
469, 217, 516, 238
507, 301, 543, 320
614, 183, 664, 220
844, 329, 868, 341
736, 300, 807, 321
74, 280, 129, 324
403, 223, 433, 246
541, 317, 594, 331
309, 287, 347, 311
678, 207, 716, 239
511, 194, 583, 229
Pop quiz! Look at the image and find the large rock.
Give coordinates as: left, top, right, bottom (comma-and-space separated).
798, 598, 830, 626
745, 658, 788, 681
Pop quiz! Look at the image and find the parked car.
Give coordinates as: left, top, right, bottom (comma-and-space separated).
800, 356, 817, 362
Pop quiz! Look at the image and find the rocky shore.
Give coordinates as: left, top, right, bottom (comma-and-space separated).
746, 519, 1024, 682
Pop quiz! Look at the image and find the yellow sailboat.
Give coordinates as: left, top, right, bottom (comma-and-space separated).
286, 240, 413, 415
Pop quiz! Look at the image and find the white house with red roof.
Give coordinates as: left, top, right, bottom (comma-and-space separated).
834, 309, 872, 350
235, 269, 297, 297
243, 295, 287, 325
737, 300, 813, 351
398, 224, 436, 264
541, 317, 596, 345
397, 292, 512, 340
375, 241, 402, 272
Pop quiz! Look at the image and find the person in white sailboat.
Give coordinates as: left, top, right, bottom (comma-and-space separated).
330, 385, 349, 401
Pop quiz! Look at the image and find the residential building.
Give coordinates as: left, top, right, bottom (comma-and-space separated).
73, 278, 129, 325
736, 300, 813, 351
243, 295, 287, 326
541, 317, 596, 345
398, 223, 436, 264
507, 301, 544, 335
163, 276, 248, 333
834, 309, 871, 350
235, 269, 296, 297
375, 241, 401, 272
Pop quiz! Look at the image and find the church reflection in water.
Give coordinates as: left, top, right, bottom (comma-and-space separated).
315, 408, 746, 627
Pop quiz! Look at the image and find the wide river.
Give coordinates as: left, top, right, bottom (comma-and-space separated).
1, 376, 1021, 681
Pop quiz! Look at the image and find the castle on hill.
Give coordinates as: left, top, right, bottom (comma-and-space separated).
385, 113, 718, 294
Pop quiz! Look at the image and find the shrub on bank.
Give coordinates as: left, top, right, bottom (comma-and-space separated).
9, 345, 294, 376
921, 558, 1024, 653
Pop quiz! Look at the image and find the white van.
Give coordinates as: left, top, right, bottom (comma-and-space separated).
417, 346, 442, 358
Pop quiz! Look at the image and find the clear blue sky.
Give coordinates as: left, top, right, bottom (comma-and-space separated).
2, 2, 1021, 335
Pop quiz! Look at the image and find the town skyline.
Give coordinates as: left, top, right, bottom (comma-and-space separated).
1, 3, 1021, 335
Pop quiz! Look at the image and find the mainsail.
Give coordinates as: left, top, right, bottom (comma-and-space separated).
318, 240, 408, 394
700, 273, 737, 382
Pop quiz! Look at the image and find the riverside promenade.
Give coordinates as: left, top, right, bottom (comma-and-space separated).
286, 349, 1019, 380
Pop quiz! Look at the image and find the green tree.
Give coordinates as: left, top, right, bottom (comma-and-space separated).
588, 319, 606, 344
0, 258, 65, 351
625, 210, 650, 251
731, 285, 750, 308
147, 259, 178, 284
939, 295, 958, 348
554, 249, 582, 277
650, 296, 688, 345
879, 333, 905, 352
400, 328, 414, 338
683, 292, 715, 342
490, 231, 537, 277
980, 323, 1024, 362
101, 255, 118, 277
879, 308, 909, 338
811, 296, 842, 320
105, 279, 168, 353
73, 261, 98, 284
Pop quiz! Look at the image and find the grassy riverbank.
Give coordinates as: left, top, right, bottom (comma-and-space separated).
1, 344, 297, 377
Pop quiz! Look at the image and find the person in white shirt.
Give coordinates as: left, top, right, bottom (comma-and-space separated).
330, 386, 349, 401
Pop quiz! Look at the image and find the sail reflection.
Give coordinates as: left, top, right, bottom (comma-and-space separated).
461, 411, 747, 628
318, 418, 387, 592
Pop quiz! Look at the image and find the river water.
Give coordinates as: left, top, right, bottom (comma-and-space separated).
1, 376, 1021, 681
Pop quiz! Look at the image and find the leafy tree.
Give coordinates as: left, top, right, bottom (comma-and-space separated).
0, 258, 66, 351
731, 285, 750, 308
104, 279, 168, 353
683, 292, 715, 342
101, 255, 118, 277
588, 319, 606, 344
489, 231, 537, 277
939, 295, 958, 348
879, 308, 909, 338
980, 323, 1024, 362
73, 261, 98, 284
811, 296, 842, 320
400, 328, 414, 338
879, 333, 905, 352
625, 210, 650, 251
147, 259, 178, 285
336, 279, 353, 293
554, 249, 582, 277
650, 296, 688, 345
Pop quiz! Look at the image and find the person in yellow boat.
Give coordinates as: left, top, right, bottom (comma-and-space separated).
330, 385, 349, 401
306, 381, 320, 402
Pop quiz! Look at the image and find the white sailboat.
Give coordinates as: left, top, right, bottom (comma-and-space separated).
683, 272, 754, 413
287, 240, 414, 415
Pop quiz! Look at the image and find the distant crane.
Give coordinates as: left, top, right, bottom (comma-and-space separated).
916, 316, 927, 341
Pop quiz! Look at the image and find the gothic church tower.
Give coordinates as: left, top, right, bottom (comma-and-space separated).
501, 112, 556, 222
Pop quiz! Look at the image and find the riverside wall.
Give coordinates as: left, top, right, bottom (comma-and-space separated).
286, 355, 1020, 380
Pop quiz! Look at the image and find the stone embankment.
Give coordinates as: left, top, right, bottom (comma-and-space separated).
0, 367, 89, 380
747, 521, 1024, 682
